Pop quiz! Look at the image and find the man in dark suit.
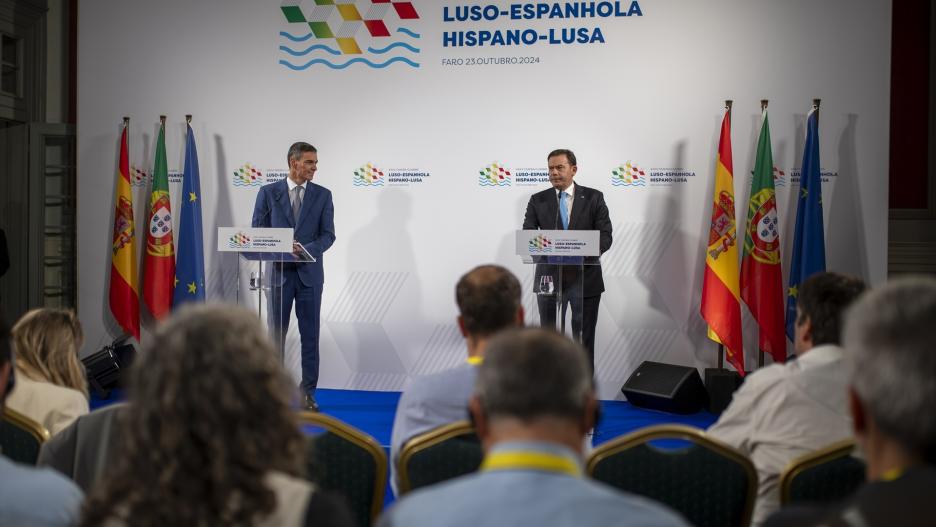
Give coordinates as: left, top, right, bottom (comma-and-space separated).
252, 142, 335, 411
522, 149, 612, 371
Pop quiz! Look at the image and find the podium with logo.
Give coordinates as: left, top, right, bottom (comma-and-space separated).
217, 227, 316, 362
515, 229, 601, 345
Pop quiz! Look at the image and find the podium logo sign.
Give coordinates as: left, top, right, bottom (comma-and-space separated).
516, 230, 600, 257
229, 232, 251, 249
479, 162, 511, 187
217, 228, 293, 253
528, 234, 553, 253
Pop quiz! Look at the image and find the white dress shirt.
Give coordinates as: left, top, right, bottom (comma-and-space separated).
707, 344, 852, 527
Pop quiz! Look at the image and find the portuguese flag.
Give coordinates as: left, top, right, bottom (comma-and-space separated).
701, 106, 744, 375
142, 121, 175, 320
741, 109, 786, 363
109, 123, 140, 341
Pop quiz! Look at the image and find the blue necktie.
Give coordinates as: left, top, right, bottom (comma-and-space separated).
559, 191, 569, 229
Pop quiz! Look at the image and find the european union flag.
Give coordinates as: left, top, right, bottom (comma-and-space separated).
785, 107, 826, 341
173, 123, 206, 306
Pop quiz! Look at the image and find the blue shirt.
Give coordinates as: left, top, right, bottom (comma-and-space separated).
389, 363, 477, 495
0, 454, 84, 526
378, 440, 690, 527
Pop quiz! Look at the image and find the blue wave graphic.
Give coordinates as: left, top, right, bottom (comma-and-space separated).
368, 42, 419, 54
279, 57, 419, 70
611, 179, 647, 187
397, 27, 421, 38
232, 180, 262, 187
479, 177, 511, 187
353, 181, 385, 187
279, 44, 341, 56
280, 31, 314, 42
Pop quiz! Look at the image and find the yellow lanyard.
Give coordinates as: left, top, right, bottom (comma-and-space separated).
481, 450, 582, 477
466, 356, 483, 366
881, 467, 904, 482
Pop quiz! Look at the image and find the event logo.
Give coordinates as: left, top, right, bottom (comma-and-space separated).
611, 161, 646, 187
229, 232, 251, 249
130, 166, 148, 187
278, 1, 420, 70
513, 167, 549, 186
528, 233, 553, 253
233, 163, 264, 187
773, 166, 786, 187
479, 162, 511, 187
354, 163, 385, 187
789, 169, 838, 184
610, 161, 696, 188
168, 170, 183, 184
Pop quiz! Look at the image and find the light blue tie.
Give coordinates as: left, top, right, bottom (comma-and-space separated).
559, 191, 569, 229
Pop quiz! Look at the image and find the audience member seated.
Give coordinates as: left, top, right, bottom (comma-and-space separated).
78, 304, 353, 527
389, 264, 523, 494
38, 402, 128, 491
0, 314, 84, 526
707, 272, 866, 526
766, 276, 936, 527
378, 328, 689, 527
6, 308, 89, 435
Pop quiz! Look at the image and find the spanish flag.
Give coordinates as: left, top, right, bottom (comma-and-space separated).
109, 122, 140, 341
701, 105, 744, 375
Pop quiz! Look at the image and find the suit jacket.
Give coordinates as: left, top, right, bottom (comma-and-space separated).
522, 184, 612, 297
37, 403, 127, 492
252, 179, 336, 287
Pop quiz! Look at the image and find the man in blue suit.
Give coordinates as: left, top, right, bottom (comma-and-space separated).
252, 142, 335, 411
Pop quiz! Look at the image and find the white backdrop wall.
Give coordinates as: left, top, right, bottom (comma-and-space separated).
78, 0, 890, 399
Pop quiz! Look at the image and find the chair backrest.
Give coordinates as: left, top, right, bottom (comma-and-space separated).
298, 412, 387, 527
397, 420, 482, 496
0, 407, 50, 464
780, 439, 866, 506
586, 424, 757, 527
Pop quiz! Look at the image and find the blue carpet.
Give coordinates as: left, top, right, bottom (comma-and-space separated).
91, 388, 718, 509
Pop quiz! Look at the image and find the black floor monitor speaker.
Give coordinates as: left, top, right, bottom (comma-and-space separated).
621, 361, 708, 414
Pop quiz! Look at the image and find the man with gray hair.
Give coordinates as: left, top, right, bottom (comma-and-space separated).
379, 328, 688, 527
766, 276, 936, 527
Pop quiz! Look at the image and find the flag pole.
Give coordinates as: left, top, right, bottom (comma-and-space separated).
755, 100, 769, 368
186, 114, 192, 124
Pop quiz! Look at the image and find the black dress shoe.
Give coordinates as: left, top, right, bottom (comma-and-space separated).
303, 394, 320, 412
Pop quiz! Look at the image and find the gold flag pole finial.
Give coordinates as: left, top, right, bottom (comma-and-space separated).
123, 116, 130, 126
812, 99, 821, 111
185, 114, 192, 124
159, 115, 167, 126
761, 99, 769, 111
725, 100, 733, 116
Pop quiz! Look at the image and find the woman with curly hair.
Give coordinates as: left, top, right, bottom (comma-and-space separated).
6, 308, 89, 434
79, 304, 353, 527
